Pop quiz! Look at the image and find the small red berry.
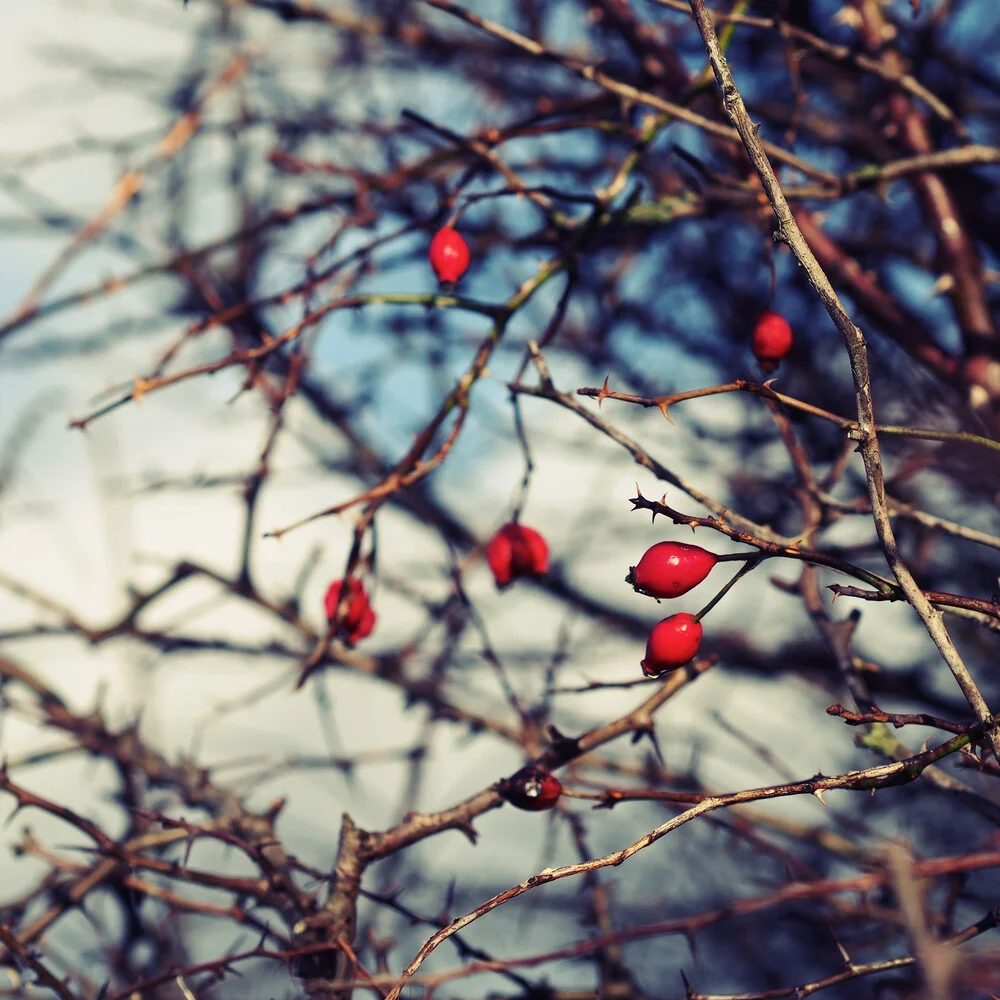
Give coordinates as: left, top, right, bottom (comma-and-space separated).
323, 578, 376, 645
627, 541, 718, 599
428, 226, 470, 284
641, 613, 702, 676
501, 765, 562, 811
486, 523, 549, 588
751, 310, 793, 368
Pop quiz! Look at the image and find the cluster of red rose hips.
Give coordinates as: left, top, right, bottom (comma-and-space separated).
318, 230, 788, 811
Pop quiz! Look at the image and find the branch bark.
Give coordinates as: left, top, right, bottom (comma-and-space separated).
685, 0, 1000, 763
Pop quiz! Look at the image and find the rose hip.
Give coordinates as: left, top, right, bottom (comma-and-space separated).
486, 523, 549, 588
323, 578, 376, 645
641, 613, 702, 676
429, 226, 470, 284
501, 765, 562, 811
627, 541, 718, 598
751, 310, 793, 368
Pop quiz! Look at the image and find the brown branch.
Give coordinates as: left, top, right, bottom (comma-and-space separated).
383, 730, 982, 999
828, 582, 1000, 621
826, 703, 969, 735
857, 1, 996, 354
650, 0, 968, 135
512, 368, 796, 547
578, 377, 1000, 454
418, 0, 840, 186
685, 0, 1000, 763
0, 925, 80, 1000
4, 53, 252, 330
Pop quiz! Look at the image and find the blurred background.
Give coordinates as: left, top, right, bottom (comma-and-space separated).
1, 0, 1000, 997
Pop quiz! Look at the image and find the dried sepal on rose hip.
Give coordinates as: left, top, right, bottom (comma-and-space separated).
428, 226, 470, 285
751, 310, 793, 370
640, 612, 702, 676
486, 522, 549, 589
499, 764, 563, 811
323, 578, 376, 645
627, 541, 719, 599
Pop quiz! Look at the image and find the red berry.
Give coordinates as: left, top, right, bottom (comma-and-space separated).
428, 226, 470, 284
501, 765, 562, 811
641, 613, 702, 676
486, 523, 549, 588
323, 578, 376, 645
751, 310, 793, 368
627, 541, 718, 599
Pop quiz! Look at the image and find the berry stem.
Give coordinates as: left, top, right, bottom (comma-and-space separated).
691, 555, 765, 624
713, 551, 757, 563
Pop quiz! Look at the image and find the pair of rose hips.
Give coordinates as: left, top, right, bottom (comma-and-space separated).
628, 541, 725, 676
430, 230, 793, 370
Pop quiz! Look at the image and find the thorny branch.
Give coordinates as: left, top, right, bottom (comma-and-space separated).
2, 1, 1000, 998
686, 0, 1000, 763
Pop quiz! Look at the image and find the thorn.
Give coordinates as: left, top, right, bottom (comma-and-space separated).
813, 789, 828, 806
658, 400, 674, 424
830, 929, 852, 965
456, 820, 478, 845
644, 725, 666, 771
